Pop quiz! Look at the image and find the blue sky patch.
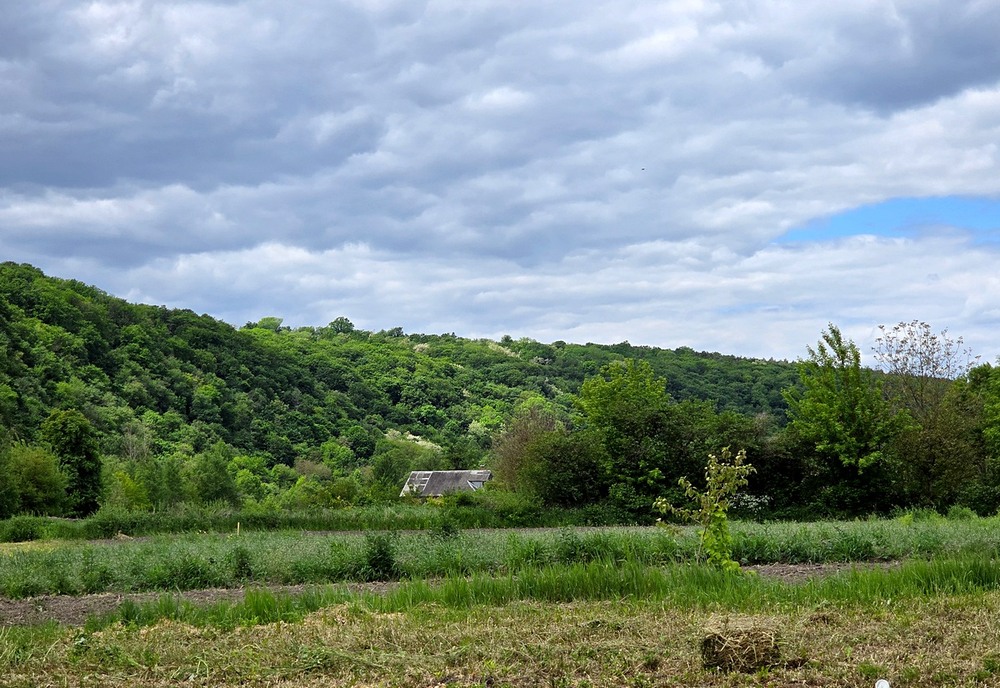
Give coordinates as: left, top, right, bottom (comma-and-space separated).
782, 196, 1000, 243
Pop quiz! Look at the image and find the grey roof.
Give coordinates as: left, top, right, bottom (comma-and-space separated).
400, 470, 493, 497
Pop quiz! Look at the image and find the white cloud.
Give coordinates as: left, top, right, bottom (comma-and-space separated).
2, 1, 999, 362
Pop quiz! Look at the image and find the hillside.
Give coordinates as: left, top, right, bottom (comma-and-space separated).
2, 262, 999, 523
0, 262, 799, 460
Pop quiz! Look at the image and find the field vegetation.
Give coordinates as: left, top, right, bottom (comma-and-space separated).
4, 517, 1000, 685
2, 514, 999, 600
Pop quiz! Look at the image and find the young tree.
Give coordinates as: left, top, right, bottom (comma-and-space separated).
783, 325, 908, 515
785, 325, 906, 471
655, 447, 754, 571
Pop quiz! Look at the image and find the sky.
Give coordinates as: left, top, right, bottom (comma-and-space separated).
2, 1, 999, 363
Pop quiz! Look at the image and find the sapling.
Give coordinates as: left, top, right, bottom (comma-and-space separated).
654, 447, 755, 572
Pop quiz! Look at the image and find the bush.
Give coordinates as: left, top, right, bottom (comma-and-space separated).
361, 532, 401, 581
469, 489, 543, 527
947, 504, 977, 521
0, 515, 49, 543
226, 545, 256, 581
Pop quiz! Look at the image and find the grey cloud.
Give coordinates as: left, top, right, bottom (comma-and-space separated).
724, 2, 1000, 112
4, 1, 1000, 360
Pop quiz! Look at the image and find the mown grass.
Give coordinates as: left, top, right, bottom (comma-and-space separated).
3, 516, 1000, 599
7, 561, 1000, 686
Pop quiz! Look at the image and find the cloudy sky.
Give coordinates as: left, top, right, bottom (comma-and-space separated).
2, 1, 999, 362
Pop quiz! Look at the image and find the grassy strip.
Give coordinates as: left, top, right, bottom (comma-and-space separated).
4, 518, 1000, 599
731, 515, 1000, 562
79, 557, 1000, 631
0, 500, 629, 543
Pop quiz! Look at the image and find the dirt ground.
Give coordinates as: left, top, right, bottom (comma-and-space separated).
0, 562, 898, 627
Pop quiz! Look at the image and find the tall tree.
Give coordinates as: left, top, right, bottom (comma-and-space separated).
39, 409, 102, 516
873, 320, 980, 423
785, 325, 904, 471
783, 325, 907, 514
873, 321, 983, 507
575, 359, 713, 513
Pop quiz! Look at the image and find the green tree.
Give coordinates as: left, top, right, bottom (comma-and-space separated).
782, 325, 907, 515
186, 441, 240, 506
518, 427, 606, 507
491, 404, 563, 492
39, 409, 102, 516
4, 442, 68, 515
784, 325, 904, 471
873, 321, 982, 508
0, 443, 18, 518
575, 359, 702, 513
328, 317, 355, 334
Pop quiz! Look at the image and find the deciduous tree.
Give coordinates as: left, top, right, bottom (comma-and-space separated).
783, 325, 908, 515
40, 409, 102, 516
785, 324, 905, 471
873, 321, 983, 507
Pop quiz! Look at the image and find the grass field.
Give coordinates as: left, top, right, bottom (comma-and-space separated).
3, 515, 1000, 599
3, 515, 1000, 686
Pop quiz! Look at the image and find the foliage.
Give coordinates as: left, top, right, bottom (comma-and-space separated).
186, 442, 240, 507
785, 325, 905, 471
4, 263, 1000, 521
576, 360, 686, 512
40, 410, 102, 516
2, 442, 68, 516
874, 321, 984, 508
655, 447, 755, 571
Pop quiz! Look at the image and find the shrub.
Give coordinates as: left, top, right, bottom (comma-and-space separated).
361, 532, 400, 581
947, 504, 977, 521
0, 515, 49, 543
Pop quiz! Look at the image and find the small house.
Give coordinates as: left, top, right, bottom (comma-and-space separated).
399, 470, 493, 498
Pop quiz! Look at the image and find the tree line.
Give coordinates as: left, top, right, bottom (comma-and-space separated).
2, 262, 998, 521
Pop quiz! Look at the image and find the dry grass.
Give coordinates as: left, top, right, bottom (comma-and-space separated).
700, 624, 782, 673
5, 592, 1000, 687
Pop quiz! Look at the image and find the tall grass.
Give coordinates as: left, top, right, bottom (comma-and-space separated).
5, 516, 1000, 600
730, 516, 1000, 562
0, 499, 633, 543
83, 556, 1000, 631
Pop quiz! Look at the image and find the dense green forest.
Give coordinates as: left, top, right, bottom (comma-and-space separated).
2, 261, 999, 524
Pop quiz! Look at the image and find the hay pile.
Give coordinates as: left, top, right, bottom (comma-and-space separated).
701, 627, 782, 672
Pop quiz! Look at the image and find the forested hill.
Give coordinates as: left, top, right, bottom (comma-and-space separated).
0, 261, 798, 462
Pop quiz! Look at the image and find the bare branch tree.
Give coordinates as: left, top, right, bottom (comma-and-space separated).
872, 320, 979, 422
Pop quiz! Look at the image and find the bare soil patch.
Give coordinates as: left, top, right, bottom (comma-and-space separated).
0, 582, 396, 627
745, 560, 901, 583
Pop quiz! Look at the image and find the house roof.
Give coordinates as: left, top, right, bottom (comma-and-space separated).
400, 470, 493, 497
